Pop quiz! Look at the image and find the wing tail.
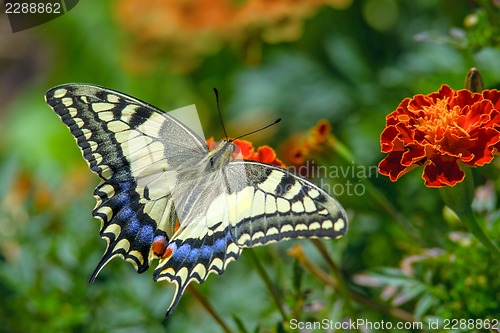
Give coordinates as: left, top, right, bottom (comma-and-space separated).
153, 224, 242, 316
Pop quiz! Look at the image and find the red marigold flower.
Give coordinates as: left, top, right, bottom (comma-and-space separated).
379, 84, 500, 187
207, 137, 285, 168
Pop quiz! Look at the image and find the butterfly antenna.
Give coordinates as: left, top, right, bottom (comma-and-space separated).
213, 88, 229, 139
233, 118, 282, 141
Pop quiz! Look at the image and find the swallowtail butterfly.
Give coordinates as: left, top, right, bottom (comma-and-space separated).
45, 84, 348, 316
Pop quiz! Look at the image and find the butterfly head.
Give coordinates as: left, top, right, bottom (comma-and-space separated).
221, 140, 244, 160
208, 139, 243, 169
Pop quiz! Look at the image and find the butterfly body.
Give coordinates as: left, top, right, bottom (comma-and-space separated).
45, 84, 348, 316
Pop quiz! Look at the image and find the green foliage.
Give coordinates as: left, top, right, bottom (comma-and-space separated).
1, 0, 500, 332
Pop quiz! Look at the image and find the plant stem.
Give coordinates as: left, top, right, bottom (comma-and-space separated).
439, 165, 500, 259
310, 239, 353, 312
245, 248, 288, 321
457, 209, 500, 259
187, 284, 234, 333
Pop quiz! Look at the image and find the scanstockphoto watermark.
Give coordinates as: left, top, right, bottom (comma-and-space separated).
289, 318, 500, 331
289, 318, 424, 331
287, 161, 379, 197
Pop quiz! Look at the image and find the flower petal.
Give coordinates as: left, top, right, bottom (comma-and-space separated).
378, 151, 411, 181
233, 139, 255, 159
255, 146, 285, 168
483, 90, 500, 110
423, 157, 464, 187
401, 145, 426, 166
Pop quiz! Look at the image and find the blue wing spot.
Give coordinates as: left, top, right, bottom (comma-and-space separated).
186, 248, 200, 262
114, 191, 130, 206
200, 245, 212, 259
117, 206, 135, 221
119, 182, 132, 191
173, 243, 191, 261
136, 225, 154, 245
197, 231, 232, 260
213, 237, 226, 254
122, 218, 140, 236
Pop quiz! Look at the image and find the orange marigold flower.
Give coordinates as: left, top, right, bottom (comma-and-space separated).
279, 133, 308, 165
309, 118, 332, 145
378, 84, 500, 187
279, 119, 334, 168
206, 137, 285, 168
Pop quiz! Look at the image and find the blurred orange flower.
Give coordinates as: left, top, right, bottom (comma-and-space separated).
309, 118, 332, 145
378, 84, 500, 187
115, 0, 352, 72
280, 119, 334, 168
207, 137, 285, 168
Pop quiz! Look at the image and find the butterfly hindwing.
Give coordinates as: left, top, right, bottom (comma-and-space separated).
45, 84, 208, 280
152, 159, 347, 315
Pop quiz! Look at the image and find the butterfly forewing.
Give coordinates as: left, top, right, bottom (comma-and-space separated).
45, 83, 348, 317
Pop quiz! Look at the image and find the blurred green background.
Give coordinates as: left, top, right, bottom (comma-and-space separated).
1, 1, 500, 332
